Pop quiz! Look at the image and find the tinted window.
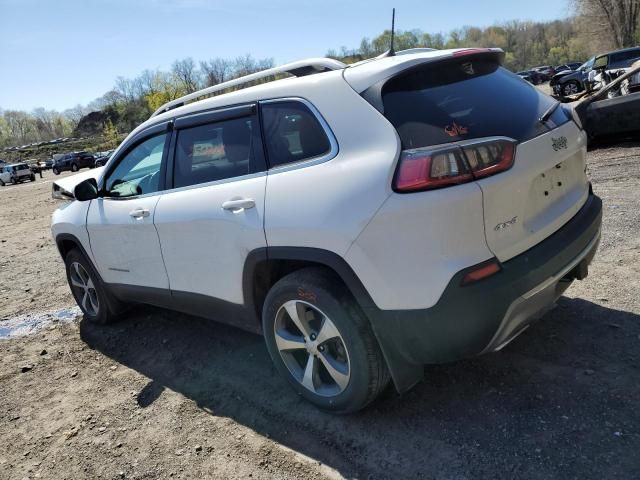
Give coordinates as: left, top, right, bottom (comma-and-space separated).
382, 57, 567, 148
105, 133, 167, 198
261, 101, 331, 168
174, 116, 256, 188
609, 49, 640, 68
594, 56, 608, 69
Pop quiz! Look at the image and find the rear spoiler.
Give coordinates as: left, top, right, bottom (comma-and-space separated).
349, 48, 505, 114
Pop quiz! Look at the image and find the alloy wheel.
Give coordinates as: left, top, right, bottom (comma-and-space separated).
564, 82, 579, 96
69, 261, 99, 316
274, 300, 351, 396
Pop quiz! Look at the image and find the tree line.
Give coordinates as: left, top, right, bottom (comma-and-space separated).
1, 0, 638, 149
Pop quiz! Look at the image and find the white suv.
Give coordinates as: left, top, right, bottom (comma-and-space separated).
51, 49, 602, 412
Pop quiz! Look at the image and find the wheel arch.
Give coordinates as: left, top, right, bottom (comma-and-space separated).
243, 247, 377, 323
55, 233, 95, 268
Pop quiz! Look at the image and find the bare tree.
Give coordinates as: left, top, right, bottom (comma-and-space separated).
574, 0, 640, 48
200, 58, 232, 87
63, 104, 89, 130
171, 58, 200, 93
232, 54, 273, 78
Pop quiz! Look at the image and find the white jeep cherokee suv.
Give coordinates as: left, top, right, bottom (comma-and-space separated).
52, 49, 602, 412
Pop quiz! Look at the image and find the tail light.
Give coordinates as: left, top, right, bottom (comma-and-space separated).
393, 138, 516, 192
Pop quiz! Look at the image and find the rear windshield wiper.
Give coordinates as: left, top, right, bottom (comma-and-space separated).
539, 101, 561, 124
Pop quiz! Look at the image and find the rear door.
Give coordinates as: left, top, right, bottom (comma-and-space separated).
153, 105, 267, 310
380, 53, 589, 262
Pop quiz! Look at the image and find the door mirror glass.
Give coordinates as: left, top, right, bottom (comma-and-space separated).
74, 178, 99, 201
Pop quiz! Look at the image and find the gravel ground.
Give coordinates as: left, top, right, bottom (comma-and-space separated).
0, 144, 639, 480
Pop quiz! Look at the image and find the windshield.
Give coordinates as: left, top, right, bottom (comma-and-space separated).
580, 57, 595, 71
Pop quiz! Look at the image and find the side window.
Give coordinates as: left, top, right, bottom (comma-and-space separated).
173, 116, 256, 188
594, 56, 608, 69
105, 133, 167, 198
261, 101, 331, 168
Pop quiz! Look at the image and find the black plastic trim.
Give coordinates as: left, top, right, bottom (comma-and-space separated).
173, 104, 256, 130
243, 246, 377, 313
105, 284, 260, 334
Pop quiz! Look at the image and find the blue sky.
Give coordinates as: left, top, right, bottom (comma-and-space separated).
0, 0, 569, 111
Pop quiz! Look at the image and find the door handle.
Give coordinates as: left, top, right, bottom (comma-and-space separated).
222, 198, 255, 212
129, 207, 150, 219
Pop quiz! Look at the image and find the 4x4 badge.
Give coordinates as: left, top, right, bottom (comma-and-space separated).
494, 216, 518, 232
552, 136, 568, 151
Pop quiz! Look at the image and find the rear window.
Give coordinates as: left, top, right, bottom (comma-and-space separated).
261, 101, 331, 168
382, 57, 569, 149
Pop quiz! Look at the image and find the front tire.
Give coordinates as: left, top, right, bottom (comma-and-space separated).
262, 267, 390, 413
562, 81, 580, 97
52, 167, 60, 175
71, 163, 79, 172
64, 249, 123, 324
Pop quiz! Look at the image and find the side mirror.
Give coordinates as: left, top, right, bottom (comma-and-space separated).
74, 178, 99, 201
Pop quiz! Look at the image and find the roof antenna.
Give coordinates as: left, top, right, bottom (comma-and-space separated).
378, 8, 396, 58
389, 8, 396, 55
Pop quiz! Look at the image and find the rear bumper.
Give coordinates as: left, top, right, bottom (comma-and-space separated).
366, 192, 602, 393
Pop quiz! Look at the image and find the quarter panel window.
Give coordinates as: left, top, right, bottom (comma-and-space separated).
261, 101, 331, 168
105, 133, 167, 198
173, 116, 257, 188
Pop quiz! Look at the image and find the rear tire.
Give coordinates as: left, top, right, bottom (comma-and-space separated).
11, 177, 17, 185
64, 249, 124, 324
0, 179, 4, 186
262, 267, 390, 413
71, 163, 79, 172
30, 174, 36, 182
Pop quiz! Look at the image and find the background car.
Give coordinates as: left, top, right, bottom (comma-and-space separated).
0, 163, 35, 185
576, 62, 640, 141
93, 149, 114, 167
555, 62, 582, 73
38, 158, 54, 170
516, 70, 542, 84
532, 65, 556, 81
551, 47, 640, 98
52, 151, 95, 175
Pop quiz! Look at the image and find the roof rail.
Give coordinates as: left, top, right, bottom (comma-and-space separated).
151, 57, 346, 118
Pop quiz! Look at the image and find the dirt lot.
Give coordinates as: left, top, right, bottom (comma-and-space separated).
1, 145, 639, 479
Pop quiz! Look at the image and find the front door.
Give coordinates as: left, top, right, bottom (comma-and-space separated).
87, 132, 170, 290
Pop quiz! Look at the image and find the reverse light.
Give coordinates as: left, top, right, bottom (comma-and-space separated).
462, 260, 501, 285
393, 139, 517, 192
462, 140, 515, 179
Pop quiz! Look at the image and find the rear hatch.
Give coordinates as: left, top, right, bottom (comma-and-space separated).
372, 51, 589, 261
